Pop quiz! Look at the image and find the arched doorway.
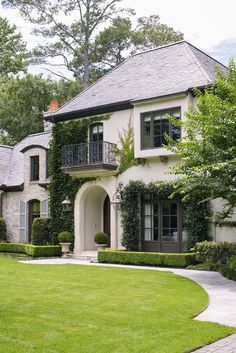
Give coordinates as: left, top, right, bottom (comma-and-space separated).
75, 184, 111, 252
28, 199, 40, 243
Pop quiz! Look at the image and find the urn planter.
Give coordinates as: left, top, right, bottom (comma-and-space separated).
59, 242, 71, 258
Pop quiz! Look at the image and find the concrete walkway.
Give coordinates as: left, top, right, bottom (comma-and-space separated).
21, 258, 236, 352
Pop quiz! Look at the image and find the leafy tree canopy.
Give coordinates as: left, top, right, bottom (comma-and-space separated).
168, 61, 236, 219
0, 74, 82, 143
0, 16, 29, 76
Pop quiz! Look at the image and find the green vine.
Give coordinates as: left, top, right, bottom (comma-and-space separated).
49, 114, 110, 244
121, 180, 210, 252
115, 120, 138, 175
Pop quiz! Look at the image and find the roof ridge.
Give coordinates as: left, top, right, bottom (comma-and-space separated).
132, 40, 186, 57
184, 42, 211, 83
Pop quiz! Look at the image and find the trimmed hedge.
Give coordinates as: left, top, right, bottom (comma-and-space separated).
0, 217, 7, 241
219, 265, 236, 281
98, 250, 196, 268
0, 243, 61, 257
194, 241, 236, 264
32, 218, 50, 245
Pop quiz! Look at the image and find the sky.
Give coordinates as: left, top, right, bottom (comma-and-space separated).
1, 0, 236, 78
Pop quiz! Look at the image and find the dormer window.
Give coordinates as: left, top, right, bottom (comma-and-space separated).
30, 155, 39, 181
141, 107, 181, 149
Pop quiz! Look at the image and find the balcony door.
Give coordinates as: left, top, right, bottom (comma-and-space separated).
89, 123, 103, 163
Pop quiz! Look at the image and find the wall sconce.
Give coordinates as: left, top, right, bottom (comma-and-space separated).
111, 182, 123, 210
62, 196, 71, 212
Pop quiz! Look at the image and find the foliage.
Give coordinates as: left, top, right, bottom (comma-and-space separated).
0, 256, 233, 353
49, 115, 110, 243
168, 61, 236, 220
187, 262, 221, 271
0, 243, 61, 257
132, 15, 183, 51
228, 255, 236, 270
0, 16, 29, 76
3, 1, 183, 84
219, 264, 236, 282
58, 231, 73, 243
115, 120, 138, 174
0, 75, 83, 142
194, 241, 236, 264
98, 250, 196, 268
94, 232, 109, 245
0, 217, 7, 241
121, 180, 210, 251
32, 218, 50, 245
215, 220, 236, 227
0, 131, 16, 146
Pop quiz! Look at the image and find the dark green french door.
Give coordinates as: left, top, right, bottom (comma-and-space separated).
141, 198, 183, 253
89, 123, 103, 163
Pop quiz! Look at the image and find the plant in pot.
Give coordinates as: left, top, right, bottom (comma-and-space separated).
94, 232, 109, 250
58, 231, 73, 258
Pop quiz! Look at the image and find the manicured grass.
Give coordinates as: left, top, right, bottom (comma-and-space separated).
0, 256, 234, 353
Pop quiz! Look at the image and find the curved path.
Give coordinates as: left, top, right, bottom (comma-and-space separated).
21, 258, 236, 328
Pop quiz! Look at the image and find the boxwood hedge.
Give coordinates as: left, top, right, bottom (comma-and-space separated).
98, 250, 196, 268
0, 243, 61, 257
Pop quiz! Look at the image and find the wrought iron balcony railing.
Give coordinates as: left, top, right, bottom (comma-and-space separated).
62, 141, 117, 168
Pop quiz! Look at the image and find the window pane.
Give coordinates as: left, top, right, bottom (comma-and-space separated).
144, 229, 152, 241
153, 203, 158, 215
163, 216, 170, 228
142, 116, 151, 148
30, 156, 39, 181
144, 203, 151, 215
145, 216, 152, 228
171, 203, 177, 215
171, 216, 177, 228
153, 216, 158, 228
162, 203, 170, 215
153, 135, 161, 147
154, 228, 159, 241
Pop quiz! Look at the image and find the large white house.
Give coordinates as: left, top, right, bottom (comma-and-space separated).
1, 41, 234, 253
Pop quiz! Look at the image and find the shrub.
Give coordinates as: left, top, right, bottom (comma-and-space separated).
94, 232, 109, 244
194, 241, 236, 264
228, 255, 236, 270
0, 218, 7, 242
32, 218, 50, 245
98, 250, 196, 268
58, 231, 73, 243
219, 265, 236, 281
187, 262, 221, 271
0, 243, 61, 257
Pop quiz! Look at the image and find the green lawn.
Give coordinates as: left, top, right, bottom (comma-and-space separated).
0, 256, 234, 353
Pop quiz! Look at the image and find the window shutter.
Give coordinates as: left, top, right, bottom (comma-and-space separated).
19, 201, 27, 243
40, 199, 48, 218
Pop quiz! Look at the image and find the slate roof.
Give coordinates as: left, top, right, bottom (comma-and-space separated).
46, 41, 227, 121
0, 131, 51, 188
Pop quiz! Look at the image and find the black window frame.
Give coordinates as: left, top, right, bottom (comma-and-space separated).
30, 155, 39, 181
141, 107, 181, 150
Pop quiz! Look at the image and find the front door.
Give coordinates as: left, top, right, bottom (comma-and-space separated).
103, 195, 110, 245
28, 200, 40, 243
89, 123, 103, 163
141, 198, 182, 253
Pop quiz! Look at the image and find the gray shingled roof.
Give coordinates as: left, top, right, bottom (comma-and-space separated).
0, 131, 51, 187
47, 41, 227, 120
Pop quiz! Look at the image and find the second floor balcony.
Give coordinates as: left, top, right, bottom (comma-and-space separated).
61, 141, 118, 178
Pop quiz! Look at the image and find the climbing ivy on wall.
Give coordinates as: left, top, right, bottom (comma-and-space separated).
115, 120, 138, 175
49, 115, 110, 244
121, 180, 210, 251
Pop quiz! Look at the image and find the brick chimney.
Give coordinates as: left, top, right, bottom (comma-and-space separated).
43, 100, 59, 132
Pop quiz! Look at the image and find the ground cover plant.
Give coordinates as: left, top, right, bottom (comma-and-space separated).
0, 256, 234, 353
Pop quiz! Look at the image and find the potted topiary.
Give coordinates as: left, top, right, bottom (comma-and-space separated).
58, 231, 73, 257
94, 232, 109, 250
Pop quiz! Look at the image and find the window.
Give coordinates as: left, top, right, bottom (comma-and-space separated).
143, 196, 179, 243
30, 155, 39, 181
141, 107, 181, 149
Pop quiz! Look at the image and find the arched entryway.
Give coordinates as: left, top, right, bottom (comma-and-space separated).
28, 199, 40, 243
74, 183, 112, 253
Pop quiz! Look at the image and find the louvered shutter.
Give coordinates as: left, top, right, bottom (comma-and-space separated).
19, 201, 27, 243
40, 199, 48, 218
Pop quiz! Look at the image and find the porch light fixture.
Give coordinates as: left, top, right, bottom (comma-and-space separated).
111, 182, 123, 210
62, 196, 71, 212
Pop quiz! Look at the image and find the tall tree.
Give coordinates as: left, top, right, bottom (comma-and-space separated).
0, 16, 28, 76
0, 74, 82, 142
94, 15, 183, 71
167, 61, 236, 219
2, 0, 131, 87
